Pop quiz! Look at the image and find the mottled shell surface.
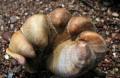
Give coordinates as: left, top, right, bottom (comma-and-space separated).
21, 14, 49, 48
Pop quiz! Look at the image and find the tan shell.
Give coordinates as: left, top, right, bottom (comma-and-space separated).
48, 8, 71, 32
79, 31, 106, 53
8, 31, 36, 58
6, 48, 26, 65
48, 40, 96, 77
21, 14, 49, 48
67, 16, 96, 36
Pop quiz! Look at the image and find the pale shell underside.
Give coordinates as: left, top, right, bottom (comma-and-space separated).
49, 40, 96, 77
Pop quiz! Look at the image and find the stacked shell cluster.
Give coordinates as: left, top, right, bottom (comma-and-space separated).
6, 8, 107, 78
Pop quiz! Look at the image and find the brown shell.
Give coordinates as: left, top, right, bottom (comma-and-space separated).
67, 16, 96, 36
21, 14, 49, 48
8, 31, 36, 58
48, 8, 71, 33
79, 31, 106, 53
48, 40, 96, 77
6, 48, 26, 65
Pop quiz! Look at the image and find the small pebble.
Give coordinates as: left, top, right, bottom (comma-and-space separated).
4, 54, 10, 60
10, 16, 20, 23
114, 68, 119, 72
96, 18, 100, 22
105, 37, 111, 43
101, 19, 104, 23
82, 12, 87, 15
24, 12, 28, 16
10, 24, 14, 30
59, 3, 65, 8
101, 7, 107, 11
113, 33, 120, 40
44, 7, 52, 13
39, 1, 43, 4
60, 3, 65, 7
112, 12, 119, 17
106, 31, 109, 35
110, 70, 115, 74
1, 25, 4, 31
103, 25, 107, 29
113, 53, 117, 58
2, 32, 12, 42
7, 72, 14, 78
112, 44, 116, 49
112, 33, 116, 38
104, 58, 110, 63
